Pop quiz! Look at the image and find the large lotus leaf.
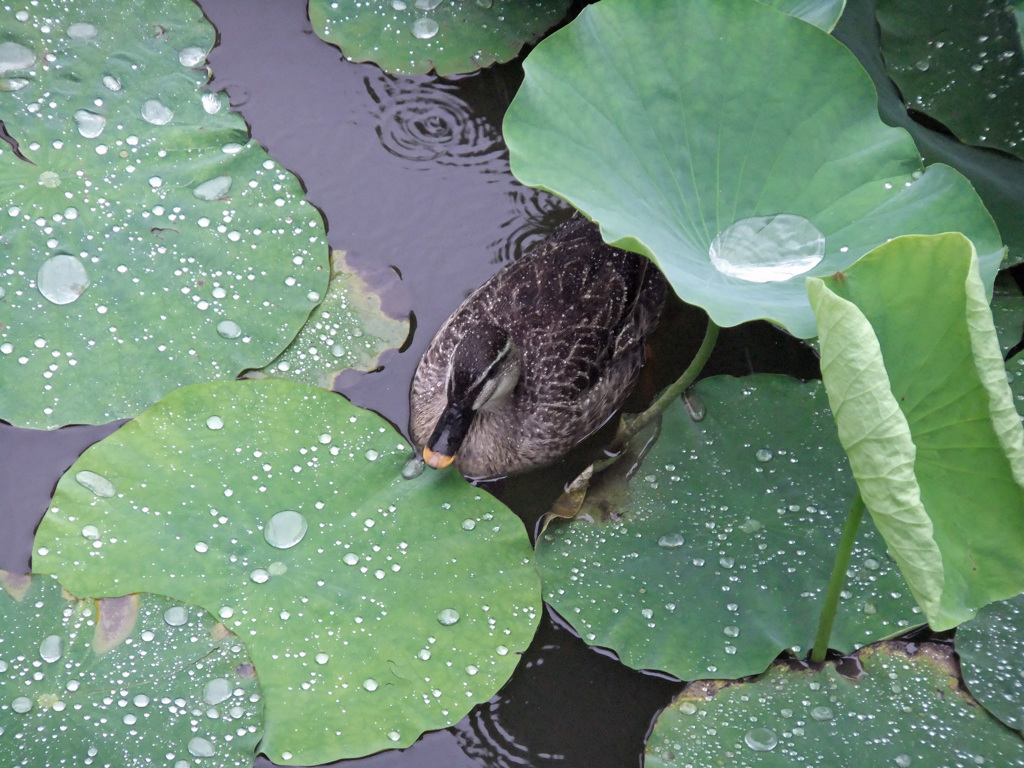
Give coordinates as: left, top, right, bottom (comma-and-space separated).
535, 375, 918, 682
958, 594, 1024, 734
0, 0, 328, 429
808, 233, 1024, 631
251, 250, 409, 387
32, 378, 541, 765
308, 0, 572, 76
876, 0, 1024, 161
503, 0, 1004, 339
0, 571, 262, 768
646, 642, 1024, 767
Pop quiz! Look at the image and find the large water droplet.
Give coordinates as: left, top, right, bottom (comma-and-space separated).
216, 320, 242, 339
744, 727, 778, 751
437, 608, 460, 626
73, 109, 106, 139
102, 75, 121, 91
203, 678, 232, 705
163, 606, 188, 626
709, 214, 825, 283
0, 42, 35, 74
67, 22, 97, 40
249, 568, 270, 584
40, 634, 63, 662
810, 705, 833, 721
188, 737, 215, 757
11, 696, 33, 714
38, 255, 90, 305
412, 17, 439, 39
141, 99, 173, 125
75, 469, 115, 497
657, 533, 685, 549
81, 525, 100, 540
37, 171, 61, 188
264, 510, 308, 549
193, 176, 232, 201
206, 415, 224, 430
363, 678, 379, 691
178, 46, 206, 67
755, 448, 773, 462
133, 694, 150, 707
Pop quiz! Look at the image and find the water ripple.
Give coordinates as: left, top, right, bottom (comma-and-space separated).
489, 186, 574, 264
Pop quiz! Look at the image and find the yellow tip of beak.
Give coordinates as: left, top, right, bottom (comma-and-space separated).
423, 446, 455, 470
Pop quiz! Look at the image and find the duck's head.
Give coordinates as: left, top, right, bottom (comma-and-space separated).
423, 323, 521, 470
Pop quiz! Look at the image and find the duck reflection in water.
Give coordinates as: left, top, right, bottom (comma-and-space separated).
410, 213, 667, 480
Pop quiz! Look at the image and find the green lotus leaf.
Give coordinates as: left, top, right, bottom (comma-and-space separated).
646, 642, 1024, 767
876, 0, 1024, 161
308, 0, 572, 76
0, 0, 329, 429
503, 0, 1004, 338
32, 378, 541, 765
0, 571, 262, 768
764, 0, 846, 31
251, 249, 409, 387
535, 375, 918, 682
808, 233, 1024, 631
958, 593, 1024, 734
993, 275, 1024, 403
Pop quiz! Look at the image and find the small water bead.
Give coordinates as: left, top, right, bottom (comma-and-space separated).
81, 524, 100, 540
204, 678, 232, 705
678, 701, 698, 715
102, 74, 121, 91
657, 533, 685, 549
75, 469, 115, 497
402, 456, 425, 479
264, 510, 308, 549
141, 99, 174, 125
188, 737, 216, 757
249, 568, 270, 584
148, 176, 163, 188
133, 694, 150, 707
206, 415, 224, 430
462, 519, 477, 531
342, 553, 359, 566
363, 678, 379, 692
221, 142, 243, 154
723, 625, 740, 638
193, 176, 232, 201
73, 109, 106, 139
709, 214, 825, 283
163, 606, 189, 626
0, 42, 35, 73
37, 254, 90, 305
179, 46, 206, 67
315, 652, 329, 665
388, 731, 401, 742
417, 648, 431, 660
195, 541, 209, 553
40, 634, 63, 662
0, 344, 11, 354
365, 449, 379, 461
67, 22, 97, 40
809, 705, 833, 721
465, 665, 478, 675
744, 728, 779, 752
496, 645, 509, 656
895, 756, 913, 768
11, 696, 33, 714
412, 17, 439, 39
217, 320, 242, 339
437, 609, 460, 626
755, 448, 772, 462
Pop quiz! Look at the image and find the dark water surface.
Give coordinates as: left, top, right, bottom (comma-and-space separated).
0, 1, 819, 766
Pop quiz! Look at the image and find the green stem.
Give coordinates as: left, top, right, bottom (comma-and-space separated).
613, 318, 720, 450
810, 493, 866, 663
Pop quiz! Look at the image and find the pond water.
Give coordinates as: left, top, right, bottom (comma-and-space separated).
0, 1, 818, 765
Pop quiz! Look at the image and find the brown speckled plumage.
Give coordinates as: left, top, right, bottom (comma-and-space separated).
409, 214, 667, 479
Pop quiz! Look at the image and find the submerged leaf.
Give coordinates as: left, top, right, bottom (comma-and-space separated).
647, 642, 1024, 767
32, 378, 541, 764
504, 0, 1003, 337
0, 0, 328, 428
536, 375, 918, 682
0, 572, 261, 768
809, 233, 1024, 629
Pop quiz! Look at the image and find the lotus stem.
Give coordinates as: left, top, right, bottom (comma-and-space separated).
810, 492, 866, 664
613, 318, 720, 450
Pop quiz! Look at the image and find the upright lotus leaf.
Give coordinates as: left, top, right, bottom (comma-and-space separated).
251, 250, 409, 387
808, 233, 1024, 630
0, 0, 328, 428
876, 0, 1024, 161
958, 594, 1024, 734
32, 378, 541, 765
0, 571, 262, 768
503, 0, 1004, 338
646, 642, 1024, 767
308, 0, 572, 76
535, 375, 919, 682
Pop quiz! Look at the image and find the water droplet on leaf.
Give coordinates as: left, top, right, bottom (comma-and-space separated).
709, 214, 825, 282
264, 510, 308, 549
38, 255, 90, 305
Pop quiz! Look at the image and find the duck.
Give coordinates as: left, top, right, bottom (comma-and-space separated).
409, 213, 668, 480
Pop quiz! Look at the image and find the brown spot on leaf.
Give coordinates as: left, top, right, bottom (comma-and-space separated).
93, 594, 140, 654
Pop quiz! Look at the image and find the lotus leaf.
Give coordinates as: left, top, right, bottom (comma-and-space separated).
503, 0, 1003, 338
0, 0, 328, 428
536, 375, 918, 682
0, 571, 262, 768
958, 593, 1024, 734
32, 378, 541, 764
646, 642, 1024, 766
876, 0, 1024, 161
808, 233, 1024, 630
764, 0, 846, 31
252, 249, 409, 387
308, 0, 572, 76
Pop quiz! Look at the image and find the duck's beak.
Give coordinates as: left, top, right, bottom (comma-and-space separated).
424, 402, 474, 470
